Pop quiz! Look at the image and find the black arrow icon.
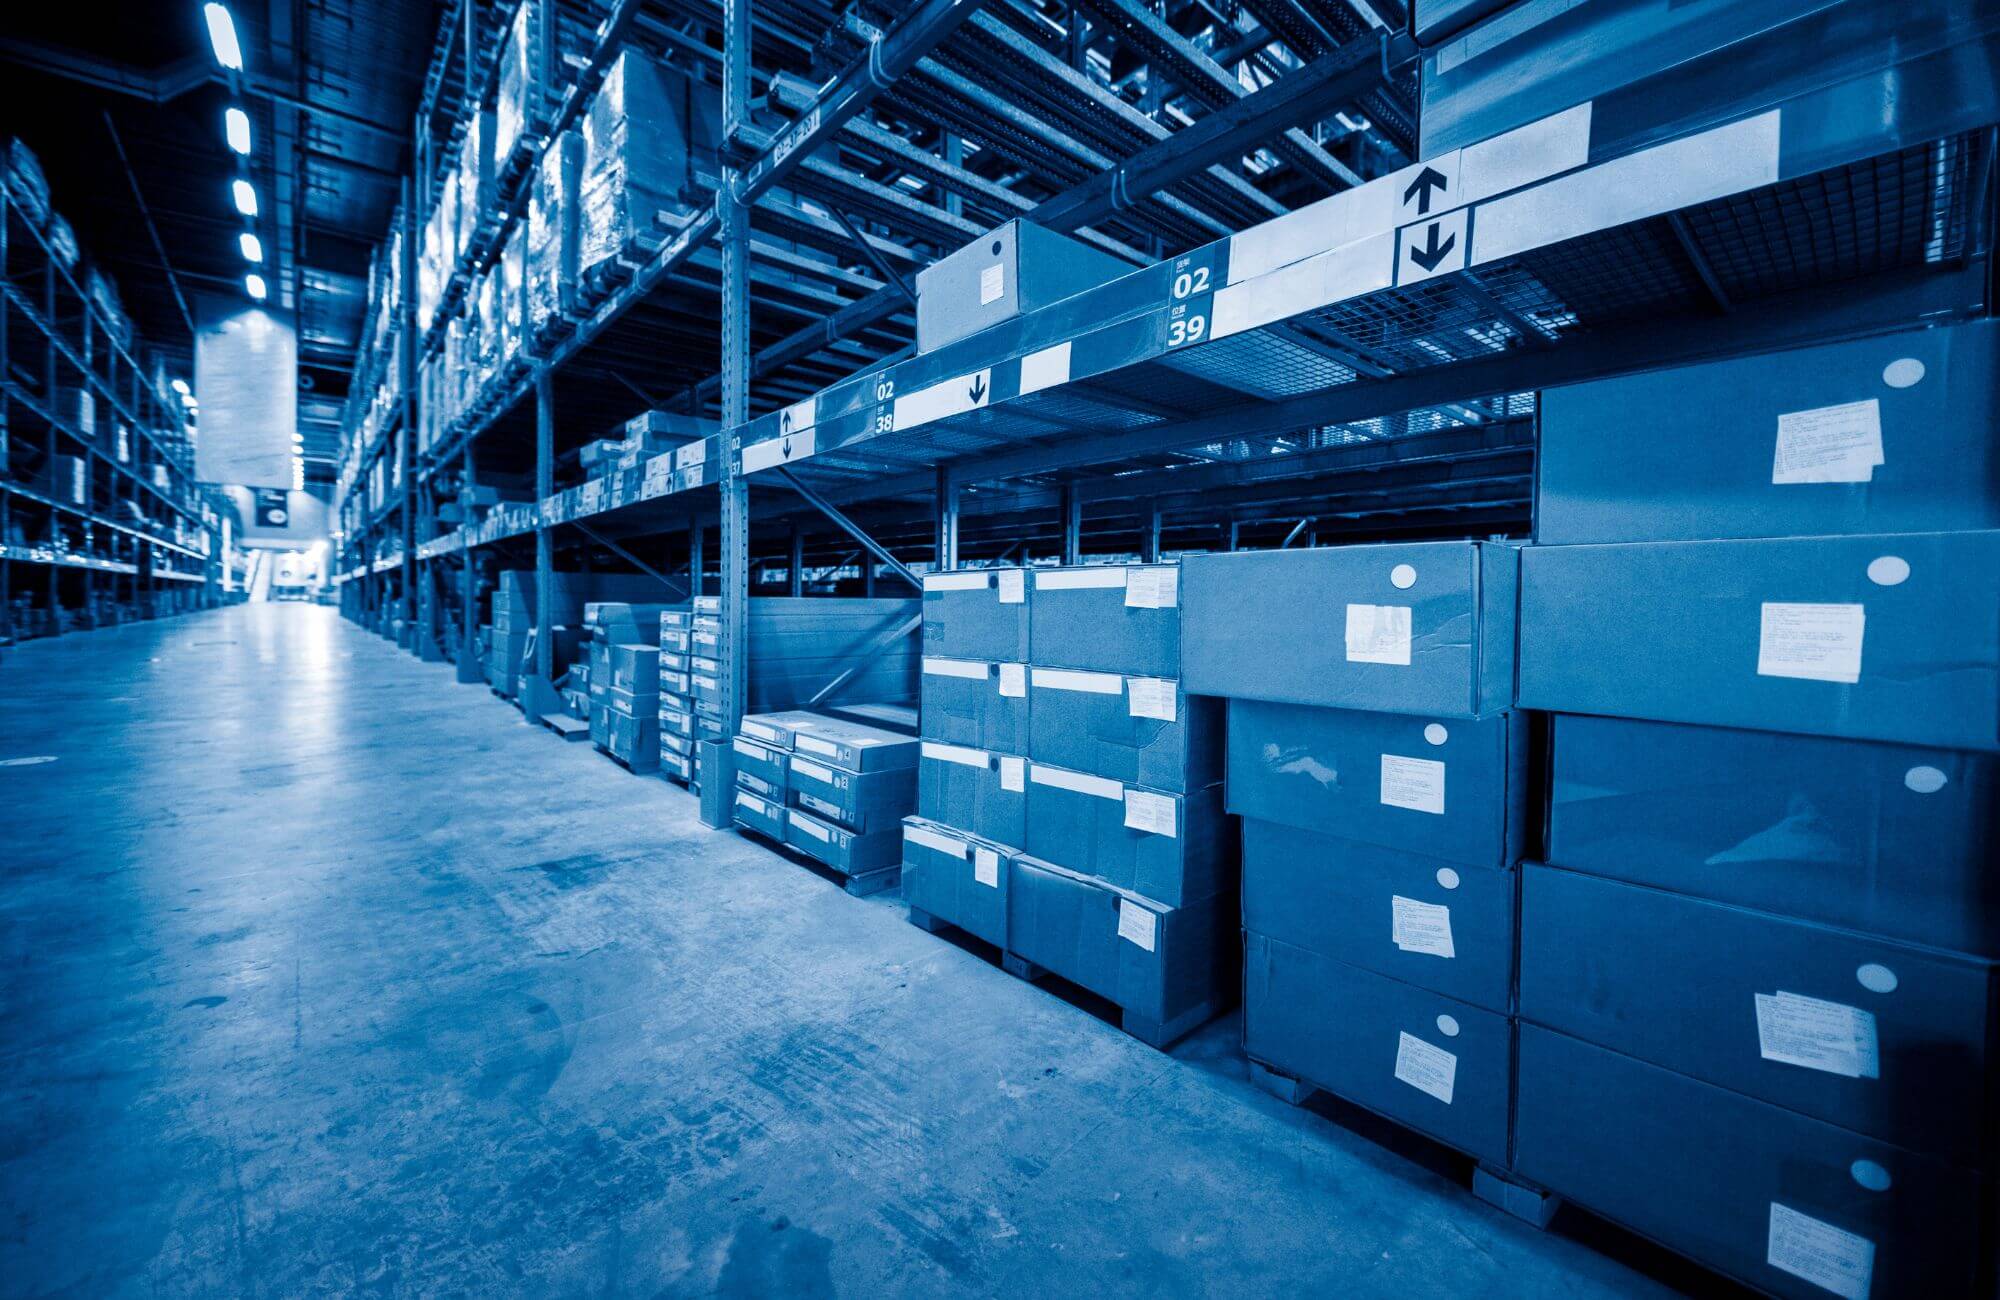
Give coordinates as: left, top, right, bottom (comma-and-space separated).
781, 409, 793, 433
781, 435, 793, 459
1408, 222, 1457, 273
1403, 166, 1449, 216
968, 374, 987, 404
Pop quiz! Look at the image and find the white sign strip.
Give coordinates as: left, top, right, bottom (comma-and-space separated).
923, 571, 990, 592
742, 426, 816, 473
904, 824, 968, 859
794, 734, 840, 759
788, 810, 833, 841
921, 741, 991, 768
1019, 342, 1072, 395
1036, 567, 1127, 590
1228, 171, 1403, 285
923, 657, 992, 680
892, 369, 992, 432
780, 397, 816, 435
1212, 231, 1395, 341
1030, 667, 1124, 695
1028, 764, 1123, 801
791, 758, 834, 784
1457, 102, 1592, 208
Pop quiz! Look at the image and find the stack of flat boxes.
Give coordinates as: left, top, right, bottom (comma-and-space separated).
1181, 542, 1523, 1173
689, 594, 726, 791
1513, 322, 2000, 1298
732, 710, 917, 889
657, 608, 697, 784
486, 570, 657, 701
904, 563, 1237, 1048
585, 602, 677, 771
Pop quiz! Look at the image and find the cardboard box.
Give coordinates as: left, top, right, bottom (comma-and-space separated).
1515, 1026, 1985, 1300
921, 568, 1031, 662
1548, 714, 2000, 953
660, 706, 693, 739
659, 728, 694, 758
1029, 564, 1182, 677
589, 701, 611, 748
660, 610, 693, 632
659, 750, 691, 783
605, 709, 658, 772
733, 787, 786, 840
739, 710, 829, 750
1538, 320, 2000, 544
731, 735, 789, 789
789, 757, 915, 834
1027, 669, 1222, 793
1519, 864, 1998, 1160
1517, 532, 2000, 750
920, 656, 1029, 754
917, 742, 1026, 848
788, 716, 919, 773
1024, 763, 1232, 907
1007, 856, 1234, 1036
737, 770, 784, 803
901, 818, 1008, 948
1226, 701, 1528, 868
609, 642, 658, 691
1182, 542, 1517, 717
784, 806, 901, 877
604, 685, 656, 718
1242, 820, 1514, 1014
660, 626, 691, 653
915, 219, 1129, 354
1244, 933, 1512, 1167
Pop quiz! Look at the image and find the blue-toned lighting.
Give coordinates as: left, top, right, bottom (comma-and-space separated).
232, 178, 258, 216
239, 232, 263, 262
225, 106, 252, 155
204, 4, 244, 71
245, 272, 268, 300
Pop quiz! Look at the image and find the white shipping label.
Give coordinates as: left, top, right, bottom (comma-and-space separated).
1393, 1032, 1457, 1105
1345, 604, 1413, 665
1123, 790, 1179, 838
905, 825, 967, 858
923, 657, 990, 680
1773, 399, 1884, 485
732, 738, 763, 759
997, 569, 1025, 604
791, 758, 834, 784
789, 812, 832, 842
923, 571, 989, 592
1391, 896, 1457, 959
795, 735, 840, 759
1380, 754, 1447, 816
979, 263, 1005, 305
1768, 1204, 1875, 1300
1124, 566, 1180, 609
1127, 677, 1178, 722
974, 847, 1000, 888
999, 756, 1026, 792
1755, 991, 1880, 1080
998, 663, 1027, 698
1758, 603, 1866, 685
1117, 899, 1158, 952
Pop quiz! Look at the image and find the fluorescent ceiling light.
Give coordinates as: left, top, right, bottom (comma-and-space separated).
170, 378, 191, 396
245, 272, 268, 300
204, 4, 244, 71
239, 232, 263, 261
225, 107, 252, 155
231, 179, 258, 216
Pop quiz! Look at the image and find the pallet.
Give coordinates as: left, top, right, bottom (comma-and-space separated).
733, 821, 900, 897
593, 742, 659, 775
1246, 1057, 1562, 1229
538, 711, 590, 742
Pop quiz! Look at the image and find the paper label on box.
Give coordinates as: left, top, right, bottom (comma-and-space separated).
1127, 677, 1178, 722
1392, 896, 1456, 958
904, 824, 967, 858
795, 735, 840, 759
1754, 991, 1880, 1079
789, 811, 833, 842
1345, 604, 1413, 665
922, 741, 990, 769
1394, 1032, 1457, 1105
1123, 790, 1178, 838
923, 571, 988, 592
1758, 603, 1865, 684
800, 792, 840, 819
997, 569, 1025, 603
1117, 899, 1157, 952
732, 737, 763, 760
1773, 399, 1883, 484
1768, 1203, 1875, 1300
999, 756, 1026, 792
791, 758, 833, 784
1380, 754, 1446, 815
1033, 668, 1123, 695
998, 663, 1027, 698
923, 657, 990, 680
1124, 566, 1179, 609
974, 847, 1000, 888
979, 263, 1005, 305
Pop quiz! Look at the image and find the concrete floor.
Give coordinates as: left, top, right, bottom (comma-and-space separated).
0, 604, 1702, 1296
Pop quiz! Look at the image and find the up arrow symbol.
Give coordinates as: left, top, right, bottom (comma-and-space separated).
968, 373, 988, 404
1408, 222, 1457, 273
1403, 166, 1449, 216
780, 409, 793, 433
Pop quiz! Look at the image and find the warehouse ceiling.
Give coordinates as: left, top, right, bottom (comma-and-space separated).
0, 0, 439, 492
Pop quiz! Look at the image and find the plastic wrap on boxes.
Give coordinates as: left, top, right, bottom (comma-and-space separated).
7, 137, 50, 227
457, 109, 492, 259
578, 51, 720, 273
47, 213, 78, 269
527, 131, 581, 326
500, 225, 525, 365
494, 0, 535, 164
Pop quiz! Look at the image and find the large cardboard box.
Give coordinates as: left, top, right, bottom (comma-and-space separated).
608, 642, 659, 691
731, 735, 789, 789
901, 818, 1008, 948
1547, 714, 2000, 953
917, 742, 1026, 849
784, 806, 901, 877
790, 716, 919, 774
1516, 1026, 1985, 1300
1024, 763, 1232, 907
1226, 701, 1528, 868
1028, 668, 1222, 792
732, 787, 786, 840
789, 758, 915, 834
1519, 864, 1998, 1160
1182, 542, 1517, 717
920, 656, 1029, 753
1243, 820, 1514, 1014
1029, 564, 1182, 677
921, 568, 1030, 661
1538, 320, 2000, 544
1517, 532, 2000, 750
1244, 933, 1512, 1167
915, 220, 1129, 354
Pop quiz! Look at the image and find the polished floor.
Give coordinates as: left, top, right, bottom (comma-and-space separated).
1, 604, 1699, 1296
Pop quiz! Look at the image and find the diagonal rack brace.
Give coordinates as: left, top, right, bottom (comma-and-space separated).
775, 468, 921, 589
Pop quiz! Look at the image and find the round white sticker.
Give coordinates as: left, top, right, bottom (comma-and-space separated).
1881, 358, 1925, 389
1856, 963, 1899, 994
1423, 724, 1448, 746
1866, 555, 1910, 586
1435, 868, 1460, 891
1435, 1015, 1460, 1038
1850, 1159, 1892, 1191
1389, 564, 1417, 590
1904, 765, 1947, 794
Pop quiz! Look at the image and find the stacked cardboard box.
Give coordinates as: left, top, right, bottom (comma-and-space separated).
732, 709, 918, 891
485, 570, 661, 702
578, 51, 721, 278
1182, 542, 1525, 1167
585, 602, 680, 771
656, 607, 705, 786
904, 563, 1236, 1048
1511, 322, 2000, 1298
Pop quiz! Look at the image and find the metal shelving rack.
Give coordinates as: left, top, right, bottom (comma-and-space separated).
1, 175, 222, 643
332, 0, 1999, 817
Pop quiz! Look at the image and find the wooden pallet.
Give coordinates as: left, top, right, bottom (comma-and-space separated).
733, 821, 900, 897
538, 711, 590, 742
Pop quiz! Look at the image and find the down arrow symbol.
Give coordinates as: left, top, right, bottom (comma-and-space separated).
1408, 222, 1457, 274
968, 373, 988, 404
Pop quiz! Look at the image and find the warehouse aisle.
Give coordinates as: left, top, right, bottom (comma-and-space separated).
0, 605, 1678, 1296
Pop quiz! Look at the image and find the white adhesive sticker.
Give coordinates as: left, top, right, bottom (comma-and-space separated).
789, 811, 833, 842
1394, 1032, 1457, 1105
791, 758, 834, 784
1033, 668, 1123, 695
1124, 566, 1179, 609
800, 792, 840, 819
1755, 991, 1881, 1079
974, 847, 1000, 888
979, 263, 1005, 305
1392, 896, 1456, 958
922, 741, 991, 769
795, 735, 840, 759
741, 719, 778, 743
1037, 567, 1127, 590
998, 663, 1027, 698
1768, 1204, 1875, 1300
732, 737, 763, 759
1881, 358, 1924, 389
924, 571, 989, 592
1903, 763, 1948, 794
1124, 790, 1179, 838
1019, 343, 1071, 396
923, 657, 991, 680
999, 756, 1026, 793
1758, 603, 1865, 685
905, 824, 967, 858
1380, 754, 1446, 816
1345, 604, 1413, 666
1127, 678, 1178, 722
1423, 723, 1448, 746
1773, 399, 1884, 484
1117, 899, 1158, 952
997, 569, 1025, 604
1865, 556, 1908, 587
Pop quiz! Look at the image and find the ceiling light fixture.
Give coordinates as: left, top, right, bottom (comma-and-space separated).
245, 272, 267, 300
231, 178, 258, 216
204, 4, 244, 71
225, 106, 252, 155
239, 232, 263, 262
